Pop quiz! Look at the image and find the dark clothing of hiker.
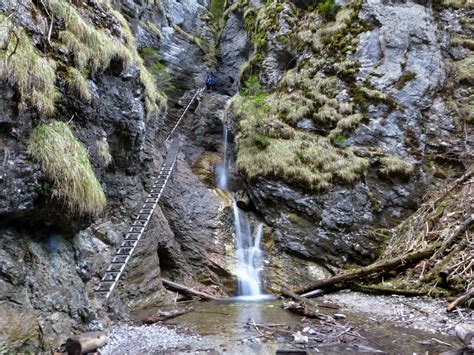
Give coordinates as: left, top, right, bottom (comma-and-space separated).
206, 75, 214, 90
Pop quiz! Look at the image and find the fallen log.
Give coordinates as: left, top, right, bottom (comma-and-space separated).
455, 324, 474, 349
430, 215, 473, 260
294, 244, 439, 295
447, 289, 474, 312
281, 288, 340, 310
281, 301, 329, 321
300, 289, 325, 298
161, 278, 221, 301
351, 284, 428, 297
65, 331, 107, 355
142, 306, 195, 324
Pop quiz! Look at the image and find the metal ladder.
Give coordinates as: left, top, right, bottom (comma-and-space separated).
165, 87, 203, 142
95, 138, 181, 300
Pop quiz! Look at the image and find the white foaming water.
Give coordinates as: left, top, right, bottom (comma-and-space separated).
233, 201, 264, 297
216, 125, 229, 190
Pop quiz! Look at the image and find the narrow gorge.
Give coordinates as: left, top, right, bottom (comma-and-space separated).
0, 0, 472, 352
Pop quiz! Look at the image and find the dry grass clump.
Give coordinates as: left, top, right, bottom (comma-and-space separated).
52, 0, 166, 119
65, 67, 91, 101
49, 0, 132, 71
0, 15, 58, 116
237, 132, 368, 191
28, 121, 106, 215
451, 35, 474, 51
96, 137, 112, 166
233, 92, 368, 191
457, 55, 474, 85
378, 156, 415, 178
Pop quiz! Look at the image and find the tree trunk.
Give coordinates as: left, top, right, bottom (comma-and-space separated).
161, 278, 221, 301
142, 306, 195, 324
281, 288, 340, 309
293, 244, 439, 295
447, 289, 474, 312
65, 331, 107, 355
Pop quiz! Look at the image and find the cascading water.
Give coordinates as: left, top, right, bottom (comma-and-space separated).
233, 201, 264, 297
216, 125, 229, 190
217, 103, 265, 298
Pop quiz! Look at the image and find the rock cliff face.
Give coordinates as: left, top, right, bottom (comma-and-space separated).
0, 0, 472, 351
227, 0, 471, 268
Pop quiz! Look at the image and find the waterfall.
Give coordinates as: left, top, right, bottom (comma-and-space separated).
216, 125, 229, 190
233, 201, 263, 297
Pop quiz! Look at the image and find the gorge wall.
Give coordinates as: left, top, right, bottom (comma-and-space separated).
0, 0, 472, 351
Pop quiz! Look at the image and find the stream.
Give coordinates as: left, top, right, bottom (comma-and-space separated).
102, 296, 463, 354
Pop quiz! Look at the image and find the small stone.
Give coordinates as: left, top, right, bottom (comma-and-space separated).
334, 313, 346, 320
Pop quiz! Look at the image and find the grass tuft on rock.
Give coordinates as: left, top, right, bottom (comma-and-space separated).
0, 15, 59, 116
49, 0, 132, 71
379, 156, 415, 178
65, 67, 91, 101
28, 121, 106, 215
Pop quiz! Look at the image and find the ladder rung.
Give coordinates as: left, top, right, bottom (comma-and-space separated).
132, 220, 147, 227
129, 226, 144, 233
122, 241, 136, 247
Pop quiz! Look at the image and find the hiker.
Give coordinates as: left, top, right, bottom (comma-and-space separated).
206, 74, 214, 91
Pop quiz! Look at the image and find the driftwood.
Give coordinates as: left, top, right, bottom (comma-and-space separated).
294, 244, 439, 295
65, 331, 107, 355
351, 284, 427, 297
281, 288, 340, 310
161, 278, 221, 301
430, 215, 473, 260
281, 301, 328, 321
142, 306, 195, 324
300, 289, 325, 298
447, 289, 474, 312
455, 324, 474, 349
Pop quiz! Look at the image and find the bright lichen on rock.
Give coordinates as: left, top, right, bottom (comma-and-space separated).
28, 121, 106, 215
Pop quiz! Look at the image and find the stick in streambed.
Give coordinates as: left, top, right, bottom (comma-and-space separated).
161, 278, 222, 301
141, 306, 195, 324
281, 288, 340, 310
447, 289, 474, 312
65, 331, 107, 355
293, 243, 439, 295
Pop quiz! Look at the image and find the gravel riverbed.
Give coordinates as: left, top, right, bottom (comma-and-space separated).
100, 324, 202, 354
323, 290, 473, 335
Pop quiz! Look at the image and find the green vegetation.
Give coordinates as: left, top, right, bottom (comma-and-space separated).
457, 55, 474, 85
140, 47, 176, 92
65, 67, 91, 101
172, 24, 217, 65
28, 121, 106, 215
210, 0, 227, 21
96, 138, 112, 166
242, 75, 264, 96
254, 134, 271, 150
233, 92, 369, 191
0, 15, 59, 116
111, 9, 167, 119
318, 0, 339, 21
451, 35, 474, 50
50, 0, 132, 72
379, 156, 415, 178
395, 71, 416, 89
